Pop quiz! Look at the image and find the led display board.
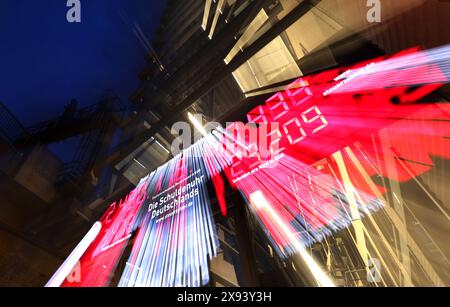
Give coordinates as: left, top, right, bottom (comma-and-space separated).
48, 45, 450, 287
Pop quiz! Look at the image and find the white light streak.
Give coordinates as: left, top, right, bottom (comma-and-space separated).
188, 112, 209, 137
46, 222, 102, 287
250, 191, 335, 287
155, 140, 170, 154
133, 158, 147, 169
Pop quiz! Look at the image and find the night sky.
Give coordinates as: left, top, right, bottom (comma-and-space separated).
0, 0, 166, 159
0, 0, 166, 125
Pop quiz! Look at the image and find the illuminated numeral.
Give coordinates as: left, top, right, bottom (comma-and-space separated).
301, 106, 328, 133
283, 118, 307, 144
103, 203, 117, 225
285, 79, 313, 106
286, 78, 308, 96
269, 101, 290, 121
247, 105, 268, 124
266, 92, 289, 121
266, 92, 285, 106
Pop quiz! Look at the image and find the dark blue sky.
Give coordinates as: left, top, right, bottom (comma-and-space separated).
0, 0, 166, 127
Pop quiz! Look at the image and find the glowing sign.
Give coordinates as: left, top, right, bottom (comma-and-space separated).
219, 45, 450, 258
50, 45, 450, 287
54, 138, 225, 287
119, 167, 218, 287
59, 181, 148, 287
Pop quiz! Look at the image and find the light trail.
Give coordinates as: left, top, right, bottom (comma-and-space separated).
250, 191, 335, 287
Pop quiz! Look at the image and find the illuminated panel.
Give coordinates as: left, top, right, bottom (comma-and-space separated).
53, 136, 228, 287
118, 138, 223, 287
59, 181, 148, 287
225, 45, 450, 260
50, 46, 450, 287
46, 222, 102, 287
